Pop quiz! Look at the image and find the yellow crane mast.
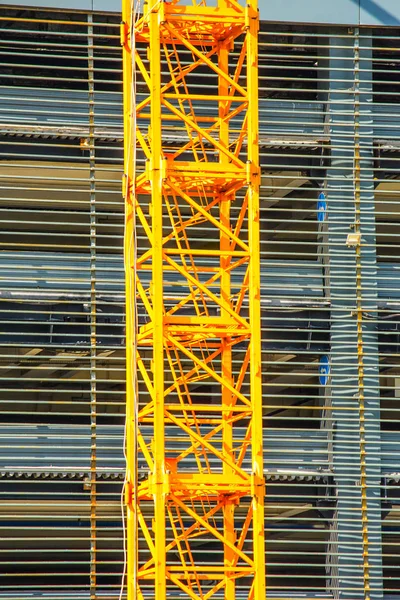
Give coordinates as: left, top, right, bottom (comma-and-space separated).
121, 1, 264, 599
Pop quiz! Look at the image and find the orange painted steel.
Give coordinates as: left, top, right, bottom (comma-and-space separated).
122, 1, 264, 599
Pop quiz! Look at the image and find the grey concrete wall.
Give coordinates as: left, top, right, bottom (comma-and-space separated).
264, 0, 400, 25
265, 0, 359, 25
3, 0, 400, 25
0, 0, 114, 11
360, 0, 400, 25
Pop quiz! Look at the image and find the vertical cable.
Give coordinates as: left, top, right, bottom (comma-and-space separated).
353, 26, 371, 600
88, 13, 97, 600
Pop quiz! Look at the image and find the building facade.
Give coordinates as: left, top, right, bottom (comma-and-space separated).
1, 0, 400, 599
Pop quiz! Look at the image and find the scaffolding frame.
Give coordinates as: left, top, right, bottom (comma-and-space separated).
122, 1, 265, 598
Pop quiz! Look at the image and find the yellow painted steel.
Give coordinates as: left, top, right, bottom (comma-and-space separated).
122, 1, 265, 599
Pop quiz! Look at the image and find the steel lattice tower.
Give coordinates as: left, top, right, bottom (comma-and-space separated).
122, 1, 264, 598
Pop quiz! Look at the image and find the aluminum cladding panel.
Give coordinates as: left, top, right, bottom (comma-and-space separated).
4, 0, 400, 26
360, 0, 400, 25
261, 0, 359, 24
1, 0, 92, 9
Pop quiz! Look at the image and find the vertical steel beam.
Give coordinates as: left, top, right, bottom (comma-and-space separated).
325, 30, 383, 600
121, 3, 136, 599
148, 6, 167, 599
247, 4, 266, 599
218, 5, 235, 599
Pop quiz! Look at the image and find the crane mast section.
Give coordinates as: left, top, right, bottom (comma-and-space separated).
122, 1, 265, 599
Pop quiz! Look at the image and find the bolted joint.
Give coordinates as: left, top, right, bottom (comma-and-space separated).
251, 473, 265, 498
120, 21, 129, 48
246, 160, 260, 185
245, 5, 259, 28
124, 480, 133, 507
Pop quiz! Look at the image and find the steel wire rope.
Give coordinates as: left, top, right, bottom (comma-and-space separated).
119, 1, 142, 599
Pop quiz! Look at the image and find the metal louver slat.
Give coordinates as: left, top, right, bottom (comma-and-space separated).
0, 7, 125, 599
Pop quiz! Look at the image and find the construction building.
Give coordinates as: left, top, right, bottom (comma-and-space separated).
2, 0, 400, 599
